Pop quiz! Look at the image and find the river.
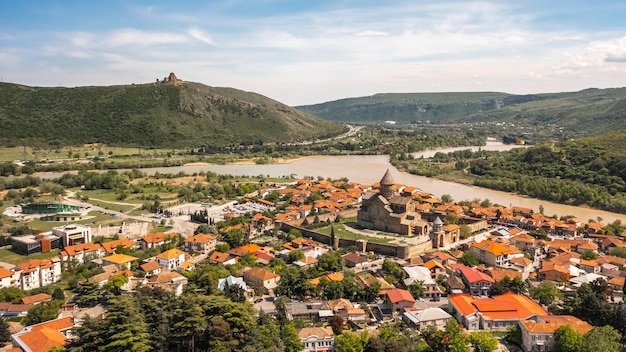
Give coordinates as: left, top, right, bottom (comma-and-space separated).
34, 142, 626, 224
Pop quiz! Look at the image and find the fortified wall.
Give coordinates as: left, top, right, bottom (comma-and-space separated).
278, 222, 430, 259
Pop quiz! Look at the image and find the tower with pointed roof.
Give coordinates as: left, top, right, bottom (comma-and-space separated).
379, 168, 396, 200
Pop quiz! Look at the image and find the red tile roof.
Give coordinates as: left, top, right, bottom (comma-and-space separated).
386, 288, 415, 304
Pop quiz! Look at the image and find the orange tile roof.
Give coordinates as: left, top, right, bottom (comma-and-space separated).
310, 272, 344, 286
449, 293, 478, 316
185, 233, 217, 244
510, 233, 536, 244
489, 269, 523, 282
241, 244, 261, 254
17, 317, 74, 352
451, 292, 547, 321
60, 242, 102, 256
142, 232, 168, 243
156, 248, 185, 260
423, 259, 444, 270
520, 315, 593, 334
245, 267, 279, 281
140, 261, 161, 272
100, 239, 136, 254
209, 251, 231, 263
103, 253, 139, 264
16, 259, 56, 273
386, 288, 415, 304
20, 293, 52, 305
0, 267, 14, 279
472, 240, 521, 256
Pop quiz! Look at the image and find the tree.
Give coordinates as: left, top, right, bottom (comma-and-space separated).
582, 326, 621, 352
408, 281, 425, 298
445, 318, 470, 352
581, 250, 598, 260
460, 251, 479, 267
553, 325, 583, 352
223, 228, 245, 248
0, 316, 11, 344
529, 281, 563, 305
66, 315, 105, 352
282, 323, 304, 352
172, 295, 207, 352
317, 251, 344, 272
329, 314, 345, 335
469, 331, 498, 352
335, 332, 364, 352
23, 301, 61, 326
101, 295, 151, 352
287, 250, 305, 263
441, 194, 454, 203
489, 276, 527, 296
52, 287, 65, 301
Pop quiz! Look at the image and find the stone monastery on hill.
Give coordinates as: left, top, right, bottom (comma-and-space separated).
357, 169, 458, 250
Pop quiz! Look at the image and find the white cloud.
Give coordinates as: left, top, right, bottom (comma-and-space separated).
187, 27, 215, 45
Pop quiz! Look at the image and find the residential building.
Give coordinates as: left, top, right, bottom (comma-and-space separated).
218, 275, 248, 291
470, 240, 523, 267
101, 253, 139, 270
385, 288, 415, 313
100, 238, 136, 255
14, 259, 62, 291
403, 265, 441, 299
452, 264, 494, 296
285, 301, 329, 321
448, 292, 548, 331
208, 251, 237, 265
156, 249, 186, 270
20, 293, 52, 305
140, 232, 169, 249
0, 267, 19, 289
144, 270, 188, 296
297, 327, 334, 352
403, 307, 452, 330
139, 261, 162, 277
184, 233, 218, 254
58, 242, 103, 267
52, 224, 92, 247
538, 263, 570, 282
519, 315, 592, 352
243, 267, 280, 290
11, 316, 74, 352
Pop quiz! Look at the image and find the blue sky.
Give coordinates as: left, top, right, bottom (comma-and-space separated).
2, 1, 626, 105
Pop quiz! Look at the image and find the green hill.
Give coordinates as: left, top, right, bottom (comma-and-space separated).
297, 88, 626, 137
0, 81, 344, 148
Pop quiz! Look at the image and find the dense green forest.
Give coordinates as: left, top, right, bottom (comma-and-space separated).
297, 87, 626, 141
0, 82, 344, 148
394, 130, 626, 213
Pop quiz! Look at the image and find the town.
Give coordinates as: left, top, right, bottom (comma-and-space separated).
1, 168, 624, 352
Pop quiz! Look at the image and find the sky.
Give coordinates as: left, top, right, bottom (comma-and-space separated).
2, 1, 626, 106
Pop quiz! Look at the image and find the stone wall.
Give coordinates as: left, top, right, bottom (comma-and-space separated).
278, 222, 429, 259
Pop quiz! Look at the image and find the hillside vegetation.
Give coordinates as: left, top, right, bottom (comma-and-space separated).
0, 81, 344, 148
394, 129, 626, 214
297, 88, 626, 139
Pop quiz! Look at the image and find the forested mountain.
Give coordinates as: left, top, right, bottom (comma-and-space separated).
409, 129, 626, 213
0, 80, 344, 148
297, 87, 626, 138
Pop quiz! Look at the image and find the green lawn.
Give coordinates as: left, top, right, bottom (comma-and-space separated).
0, 248, 60, 265
26, 211, 118, 232
315, 223, 394, 244
83, 199, 137, 213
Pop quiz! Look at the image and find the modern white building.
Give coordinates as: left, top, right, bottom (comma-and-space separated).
53, 224, 92, 247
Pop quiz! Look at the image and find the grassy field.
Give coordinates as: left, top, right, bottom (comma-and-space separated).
0, 145, 175, 162
27, 211, 118, 232
315, 223, 394, 245
0, 248, 60, 265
